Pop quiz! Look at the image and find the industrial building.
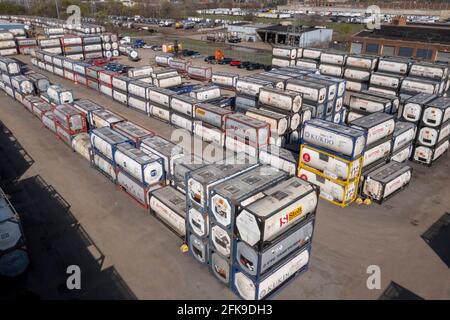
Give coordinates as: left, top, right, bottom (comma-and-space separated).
257, 24, 333, 47
350, 18, 450, 62
227, 23, 333, 46
226, 23, 272, 42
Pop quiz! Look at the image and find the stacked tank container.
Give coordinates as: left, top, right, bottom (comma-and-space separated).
89, 127, 131, 181
193, 102, 233, 147
231, 176, 318, 300
60, 35, 84, 60
53, 104, 88, 146
343, 54, 378, 94
224, 113, 271, 158
0, 30, 17, 56
185, 155, 259, 265
82, 35, 103, 59
298, 119, 366, 207
207, 165, 289, 286
101, 33, 119, 58
412, 97, 450, 166
271, 46, 298, 68
114, 143, 165, 208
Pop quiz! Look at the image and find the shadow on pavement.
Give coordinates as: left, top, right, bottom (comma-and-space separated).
0, 121, 137, 300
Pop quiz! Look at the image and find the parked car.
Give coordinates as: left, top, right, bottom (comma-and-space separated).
151, 45, 162, 51
228, 37, 241, 43
237, 61, 251, 69
218, 58, 232, 65
204, 55, 215, 63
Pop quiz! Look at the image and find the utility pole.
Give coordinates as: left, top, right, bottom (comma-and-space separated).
55, 0, 60, 20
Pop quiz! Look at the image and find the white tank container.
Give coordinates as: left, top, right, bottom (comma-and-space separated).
258, 87, 302, 113
417, 122, 450, 147
168, 58, 190, 72
112, 89, 128, 104
99, 83, 113, 97
235, 177, 317, 247
194, 103, 232, 128
392, 122, 416, 152
225, 113, 270, 147
170, 95, 198, 117
258, 146, 297, 176
42, 112, 57, 133
128, 95, 149, 114
298, 167, 357, 203
128, 80, 153, 100
11, 75, 34, 94
320, 52, 347, 66
285, 79, 327, 103
53, 104, 86, 133
300, 145, 361, 181
149, 104, 170, 122
368, 86, 397, 96
112, 75, 132, 91
211, 72, 238, 89
190, 86, 221, 101
245, 108, 288, 135
47, 85, 73, 104
378, 58, 409, 75
155, 54, 173, 66
236, 78, 272, 97
193, 121, 224, 147
139, 135, 185, 176
401, 78, 439, 95
413, 140, 449, 165
346, 80, 368, 92
296, 59, 318, 69
171, 112, 194, 132
271, 57, 292, 68
409, 63, 448, 80
370, 72, 402, 89
90, 109, 124, 129
128, 66, 154, 78
344, 68, 371, 81
302, 119, 366, 158
150, 186, 186, 238
350, 113, 395, 146
154, 74, 182, 88
362, 140, 391, 168
90, 127, 130, 161
233, 246, 310, 301
362, 162, 412, 201
319, 64, 344, 77
187, 66, 212, 80
71, 133, 91, 161
346, 55, 378, 70
272, 46, 297, 59
421, 97, 450, 127
114, 144, 164, 185
391, 144, 413, 163
302, 48, 322, 60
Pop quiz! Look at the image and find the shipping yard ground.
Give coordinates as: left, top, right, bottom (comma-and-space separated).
0, 52, 449, 300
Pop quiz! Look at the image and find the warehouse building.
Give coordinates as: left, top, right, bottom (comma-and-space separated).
350, 17, 450, 63
226, 23, 272, 42
256, 24, 333, 47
